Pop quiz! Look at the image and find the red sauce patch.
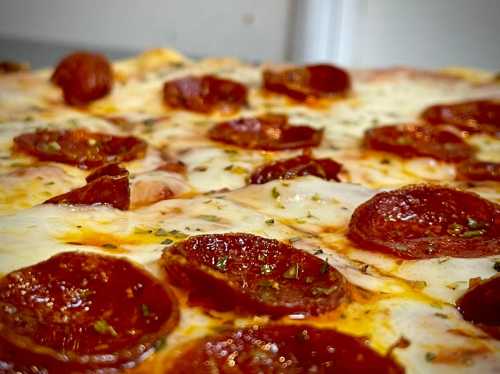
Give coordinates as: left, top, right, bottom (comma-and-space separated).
51, 51, 113, 106
363, 124, 474, 162
348, 185, 500, 259
421, 100, 500, 135
44, 163, 130, 210
457, 276, 500, 339
456, 161, 500, 182
263, 64, 351, 101
162, 233, 346, 317
163, 75, 247, 113
209, 114, 324, 150
0, 252, 178, 371
164, 324, 403, 373
249, 154, 342, 184
13, 129, 147, 168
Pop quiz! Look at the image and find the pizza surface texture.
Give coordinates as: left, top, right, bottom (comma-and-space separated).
0, 48, 499, 373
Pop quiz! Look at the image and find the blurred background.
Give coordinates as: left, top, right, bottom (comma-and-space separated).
0, 0, 499, 70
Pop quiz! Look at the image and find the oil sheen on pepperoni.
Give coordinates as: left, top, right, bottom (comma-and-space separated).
457, 276, 500, 339
208, 114, 324, 150
51, 51, 113, 106
162, 233, 346, 317
348, 185, 500, 259
249, 154, 342, 184
456, 161, 500, 182
13, 129, 147, 168
163, 75, 247, 113
363, 124, 474, 162
44, 163, 130, 210
263, 64, 351, 101
163, 324, 403, 374
421, 99, 500, 135
0, 252, 178, 372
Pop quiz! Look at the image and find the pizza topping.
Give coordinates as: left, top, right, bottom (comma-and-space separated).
421, 100, 500, 135
163, 75, 247, 113
208, 114, 324, 150
249, 154, 342, 184
51, 51, 113, 106
0, 252, 178, 371
363, 124, 474, 162
44, 163, 130, 210
263, 64, 351, 101
164, 324, 403, 373
348, 185, 500, 259
456, 160, 500, 181
457, 276, 500, 339
13, 129, 147, 168
162, 233, 346, 317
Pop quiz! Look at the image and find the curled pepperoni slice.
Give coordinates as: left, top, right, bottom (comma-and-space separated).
263, 64, 351, 101
456, 160, 500, 182
162, 233, 346, 317
208, 114, 324, 150
163, 75, 247, 113
249, 154, 342, 184
44, 163, 130, 210
51, 51, 113, 106
457, 276, 500, 339
363, 124, 474, 162
348, 185, 500, 259
163, 324, 403, 374
0, 252, 178, 372
13, 129, 147, 168
421, 100, 500, 135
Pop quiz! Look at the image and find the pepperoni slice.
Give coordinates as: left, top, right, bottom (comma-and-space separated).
249, 154, 342, 184
208, 114, 324, 150
13, 129, 147, 168
44, 163, 130, 210
421, 100, 500, 135
0, 252, 178, 372
51, 51, 113, 106
456, 276, 500, 339
162, 233, 346, 317
363, 124, 474, 162
163, 324, 403, 374
263, 64, 351, 101
163, 75, 247, 113
347, 185, 500, 259
456, 160, 500, 182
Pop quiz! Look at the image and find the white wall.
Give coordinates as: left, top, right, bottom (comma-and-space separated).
0, 0, 292, 61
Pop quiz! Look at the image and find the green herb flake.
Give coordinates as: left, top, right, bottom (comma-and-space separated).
44, 181, 55, 186
102, 243, 117, 249
141, 304, 151, 317
466, 217, 485, 230
311, 193, 321, 202
283, 263, 299, 280
257, 279, 280, 290
494, 261, 500, 272
313, 249, 324, 255
320, 259, 329, 275
271, 187, 280, 199
46, 141, 61, 152
93, 320, 118, 337
265, 218, 275, 225
447, 223, 464, 236
311, 286, 337, 297
154, 337, 166, 351
169, 230, 188, 239
288, 237, 300, 244
154, 228, 168, 236
161, 238, 173, 245
197, 214, 221, 222
215, 256, 228, 272
134, 227, 153, 234
425, 352, 436, 362
260, 264, 274, 275
460, 229, 485, 238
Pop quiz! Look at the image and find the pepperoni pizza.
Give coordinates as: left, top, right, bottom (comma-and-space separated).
0, 49, 499, 373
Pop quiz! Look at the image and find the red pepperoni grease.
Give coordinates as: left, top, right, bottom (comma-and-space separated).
263, 64, 351, 101
0, 252, 178, 372
457, 276, 500, 339
348, 185, 500, 259
13, 128, 147, 169
163, 324, 403, 374
44, 163, 130, 210
208, 114, 324, 150
162, 233, 346, 317
249, 154, 342, 184
363, 124, 474, 162
163, 75, 247, 113
51, 51, 113, 106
